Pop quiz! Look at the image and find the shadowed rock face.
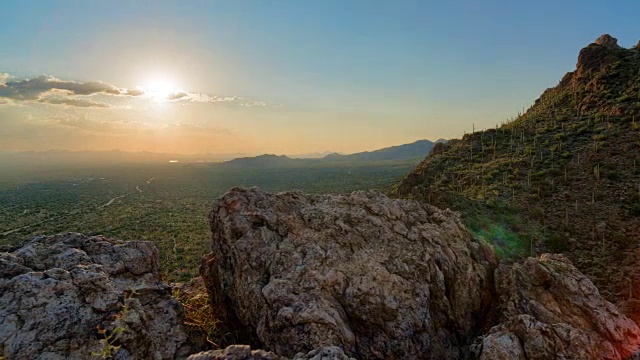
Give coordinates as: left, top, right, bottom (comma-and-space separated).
0, 232, 192, 359
202, 187, 497, 359
473, 254, 640, 360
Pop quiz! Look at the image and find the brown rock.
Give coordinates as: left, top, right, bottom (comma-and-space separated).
202, 187, 497, 359
187, 344, 281, 360
0, 232, 193, 359
475, 254, 640, 359
595, 34, 622, 49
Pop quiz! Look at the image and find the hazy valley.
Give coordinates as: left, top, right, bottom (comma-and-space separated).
0, 140, 431, 282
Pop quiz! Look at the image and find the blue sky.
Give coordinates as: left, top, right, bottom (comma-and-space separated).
1, 1, 639, 154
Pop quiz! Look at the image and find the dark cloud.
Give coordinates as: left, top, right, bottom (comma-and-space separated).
0, 75, 144, 100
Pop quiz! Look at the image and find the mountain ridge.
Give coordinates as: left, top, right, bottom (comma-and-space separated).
219, 139, 440, 168
395, 34, 640, 304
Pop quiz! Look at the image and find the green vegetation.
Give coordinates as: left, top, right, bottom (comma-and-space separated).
93, 288, 137, 359
0, 159, 418, 282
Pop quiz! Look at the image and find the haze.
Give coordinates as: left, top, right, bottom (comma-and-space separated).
1, 1, 639, 155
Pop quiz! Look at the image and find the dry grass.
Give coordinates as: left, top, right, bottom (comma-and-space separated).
174, 277, 232, 349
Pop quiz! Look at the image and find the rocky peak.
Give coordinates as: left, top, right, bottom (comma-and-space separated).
575, 34, 624, 79
595, 34, 622, 49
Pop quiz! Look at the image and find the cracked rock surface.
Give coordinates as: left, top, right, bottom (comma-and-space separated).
473, 254, 640, 360
202, 187, 497, 359
0, 232, 191, 359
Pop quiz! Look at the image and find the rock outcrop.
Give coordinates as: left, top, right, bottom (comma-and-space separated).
595, 34, 622, 49
473, 254, 640, 360
187, 345, 354, 360
0, 232, 192, 359
202, 187, 497, 358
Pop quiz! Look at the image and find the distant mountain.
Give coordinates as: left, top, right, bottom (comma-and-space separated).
217, 139, 442, 168
218, 154, 310, 168
322, 139, 438, 162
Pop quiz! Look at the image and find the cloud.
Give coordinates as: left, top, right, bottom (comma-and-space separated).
38, 96, 111, 108
166, 91, 239, 103
165, 91, 270, 107
167, 91, 189, 101
0, 72, 275, 109
241, 100, 268, 107
0, 74, 144, 101
124, 88, 145, 96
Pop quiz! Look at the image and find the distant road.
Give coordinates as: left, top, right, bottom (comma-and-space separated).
102, 176, 155, 206
100, 193, 130, 208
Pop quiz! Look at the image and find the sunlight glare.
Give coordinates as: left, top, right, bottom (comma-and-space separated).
142, 75, 179, 101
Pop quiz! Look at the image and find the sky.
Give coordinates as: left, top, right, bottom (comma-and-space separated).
1, 0, 640, 155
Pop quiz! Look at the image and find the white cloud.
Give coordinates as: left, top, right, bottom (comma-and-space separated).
0, 74, 144, 101
0, 72, 274, 109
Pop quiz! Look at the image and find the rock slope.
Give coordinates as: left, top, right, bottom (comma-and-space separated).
0, 232, 192, 359
202, 187, 497, 358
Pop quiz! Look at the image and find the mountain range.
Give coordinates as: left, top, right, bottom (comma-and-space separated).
218, 139, 441, 168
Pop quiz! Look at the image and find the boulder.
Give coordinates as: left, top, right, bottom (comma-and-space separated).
202, 187, 497, 359
0, 232, 192, 359
473, 254, 640, 360
187, 345, 353, 360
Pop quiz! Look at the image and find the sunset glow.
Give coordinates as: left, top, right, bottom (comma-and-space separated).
142, 75, 179, 101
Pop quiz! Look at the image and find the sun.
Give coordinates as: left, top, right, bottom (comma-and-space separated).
141, 75, 179, 101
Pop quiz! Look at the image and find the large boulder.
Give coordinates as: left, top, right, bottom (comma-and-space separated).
201, 187, 497, 358
0, 232, 192, 359
473, 254, 640, 360
187, 345, 354, 360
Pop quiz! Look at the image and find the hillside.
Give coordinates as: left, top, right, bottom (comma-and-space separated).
396, 34, 640, 303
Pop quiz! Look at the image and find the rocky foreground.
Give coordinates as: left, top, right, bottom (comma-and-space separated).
0, 233, 193, 359
2, 187, 640, 359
